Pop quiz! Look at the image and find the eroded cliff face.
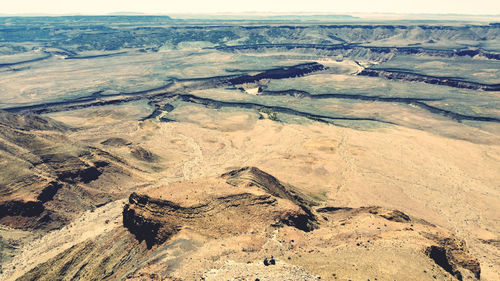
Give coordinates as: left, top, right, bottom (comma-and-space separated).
317, 206, 481, 281
123, 167, 318, 248
424, 234, 482, 280
358, 68, 500, 91
3, 21, 499, 53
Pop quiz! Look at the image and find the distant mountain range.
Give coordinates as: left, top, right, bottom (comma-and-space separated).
0, 13, 498, 23
168, 14, 359, 21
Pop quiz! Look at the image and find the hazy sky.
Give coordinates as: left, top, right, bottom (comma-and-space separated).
1, 0, 499, 15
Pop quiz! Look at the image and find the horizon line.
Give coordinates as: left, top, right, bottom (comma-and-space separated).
0, 12, 499, 17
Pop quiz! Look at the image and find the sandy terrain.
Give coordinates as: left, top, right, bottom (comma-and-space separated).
38, 105, 500, 280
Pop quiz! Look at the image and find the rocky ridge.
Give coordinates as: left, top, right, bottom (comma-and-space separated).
115, 167, 483, 280
123, 167, 317, 248
13, 167, 482, 280
0, 111, 141, 230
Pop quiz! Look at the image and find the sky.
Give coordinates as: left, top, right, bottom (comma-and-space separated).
1, 0, 499, 15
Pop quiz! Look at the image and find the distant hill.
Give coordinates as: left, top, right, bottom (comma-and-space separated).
171, 14, 359, 21
108, 12, 146, 15
0, 15, 172, 24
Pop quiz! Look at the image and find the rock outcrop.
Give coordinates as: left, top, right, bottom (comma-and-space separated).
424, 235, 481, 280
222, 166, 318, 231
123, 167, 317, 248
130, 146, 158, 162
317, 206, 481, 281
100, 137, 132, 147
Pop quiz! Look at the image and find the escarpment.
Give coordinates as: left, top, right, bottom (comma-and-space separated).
217, 44, 500, 63
222, 166, 318, 230
123, 167, 318, 248
227, 62, 327, 85
221, 166, 313, 207
359, 68, 500, 91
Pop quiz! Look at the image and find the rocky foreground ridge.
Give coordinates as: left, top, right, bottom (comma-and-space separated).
14, 167, 481, 281
0, 111, 141, 230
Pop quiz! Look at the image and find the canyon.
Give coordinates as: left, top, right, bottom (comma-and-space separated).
0, 16, 499, 280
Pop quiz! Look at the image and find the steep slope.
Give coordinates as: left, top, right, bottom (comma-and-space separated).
0, 111, 141, 230
123, 168, 317, 248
